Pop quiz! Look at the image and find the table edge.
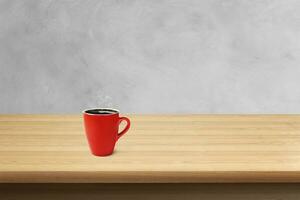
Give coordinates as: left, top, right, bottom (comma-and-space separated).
2, 171, 300, 183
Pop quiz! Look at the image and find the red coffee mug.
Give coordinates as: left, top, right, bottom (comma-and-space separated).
83, 108, 130, 156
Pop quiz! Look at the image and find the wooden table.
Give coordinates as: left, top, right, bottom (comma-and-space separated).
1, 115, 300, 199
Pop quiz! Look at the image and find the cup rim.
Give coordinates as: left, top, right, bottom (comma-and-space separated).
82, 108, 120, 116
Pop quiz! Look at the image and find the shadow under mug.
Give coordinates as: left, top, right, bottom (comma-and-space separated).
83, 108, 130, 156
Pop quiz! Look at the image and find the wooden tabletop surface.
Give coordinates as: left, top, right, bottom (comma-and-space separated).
1, 114, 300, 183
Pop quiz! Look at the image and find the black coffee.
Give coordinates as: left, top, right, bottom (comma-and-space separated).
85, 109, 118, 115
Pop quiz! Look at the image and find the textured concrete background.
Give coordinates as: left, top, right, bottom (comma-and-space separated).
0, 0, 299, 113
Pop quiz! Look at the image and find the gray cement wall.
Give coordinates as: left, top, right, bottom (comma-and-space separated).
0, 0, 299, 113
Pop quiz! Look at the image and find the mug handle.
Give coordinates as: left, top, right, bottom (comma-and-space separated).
117, 117, 131, 140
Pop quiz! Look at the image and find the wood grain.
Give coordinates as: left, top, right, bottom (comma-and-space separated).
1, 114, 300, 183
